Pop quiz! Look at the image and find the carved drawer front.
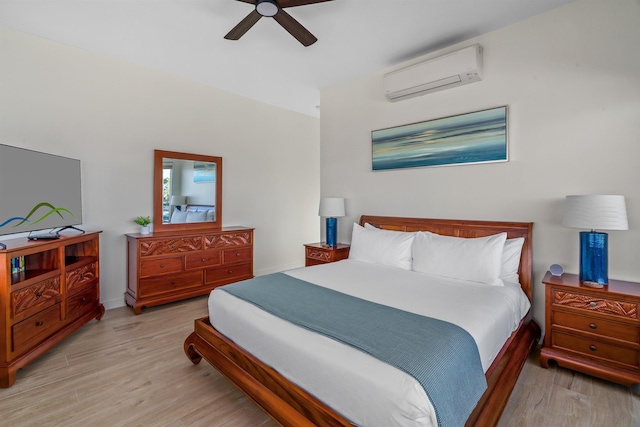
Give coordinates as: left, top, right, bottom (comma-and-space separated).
66, 262, 97, 294
140, 256, 183, 278
206, 232, 252, 249
11, 277, 60, 318
551, 330, 639, 368
140, 237, 202, 256
306, 248, 331, 262
12, 304, 62, 352
139, 271, 203, 298
553, 291, 638, 320
67, 284, 98, 322
205, 263, 253, 285
222, 247, 252, 265
553, 311, 638, 343
185, 250, 221, 270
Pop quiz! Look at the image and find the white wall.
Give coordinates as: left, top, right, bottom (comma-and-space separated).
0, 27, 321, 309
320, 0, 640, 328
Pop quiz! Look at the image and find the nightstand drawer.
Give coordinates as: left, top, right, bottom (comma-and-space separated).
553, 310, 639, 343
551, 330, 639, 368
553, 290, 637, 320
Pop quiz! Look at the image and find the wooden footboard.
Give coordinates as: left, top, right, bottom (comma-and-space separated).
184, 314, 540, 427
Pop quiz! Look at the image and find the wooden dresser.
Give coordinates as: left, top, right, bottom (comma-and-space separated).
540, 271, 640, 386
126, 227, 254, 314
0, 231, 104, 388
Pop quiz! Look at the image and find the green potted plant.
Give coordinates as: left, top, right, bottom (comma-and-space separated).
134, 216, 152, 235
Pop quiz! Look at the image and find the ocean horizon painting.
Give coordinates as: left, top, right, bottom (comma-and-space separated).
372, 106, 508, 171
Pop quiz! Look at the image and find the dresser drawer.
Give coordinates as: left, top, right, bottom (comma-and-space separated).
140, 237, 202, 256
553, 290, 638, 320
185, 250, 221, 270
66, 262, 97, 294
205, 231, 253, 249
306, 247, 331, 263
139, 271, 203, 297
12, 304, 63, 352
553, 310, 638, 343
551, 330, 639, 368
140, 256, 184, 278
205, 263, 253, 285
11, 277, 60, 319
222, 247, 252, 265
67, 284, 98, 321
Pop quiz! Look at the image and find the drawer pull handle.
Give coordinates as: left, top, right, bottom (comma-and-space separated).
202, 258, 206, 262
589, 345, 597, 351
589, 323, 597, 329
160, 264, 165, 268
36, 291, 43, 297
589, 301, 597, 308
171, 245, 176, 249
81, 297, 86, 303
171, 280, 176, 285
35, 321, 44, 327
236, 253, 241, 257
228, 270, 233, 274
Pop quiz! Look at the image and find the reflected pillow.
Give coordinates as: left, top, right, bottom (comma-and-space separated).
206, 209, 215, 222
170, 210, 188, 224
186, 211, 206, 223
348, 223, 415, 270
412, 231, 507, 286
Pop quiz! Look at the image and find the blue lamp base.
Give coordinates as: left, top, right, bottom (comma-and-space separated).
325, 217, 337, 247
579, 231, 608, 285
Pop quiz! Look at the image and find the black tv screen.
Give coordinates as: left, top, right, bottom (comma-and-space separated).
0, 144, 83, 236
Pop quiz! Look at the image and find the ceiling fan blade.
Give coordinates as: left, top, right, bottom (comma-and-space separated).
224, 10, 262, 40
234, 0, 256, 4
273, 8, 317, 46
278, 0, 333, 8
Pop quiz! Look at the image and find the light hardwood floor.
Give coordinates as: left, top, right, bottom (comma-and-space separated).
1, 296, 638, 427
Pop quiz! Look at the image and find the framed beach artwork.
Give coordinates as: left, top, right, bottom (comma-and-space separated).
372, 106, 508, 171
193, 161, 216, 183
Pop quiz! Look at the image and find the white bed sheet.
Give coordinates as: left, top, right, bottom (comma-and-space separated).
208, 259, 530, 427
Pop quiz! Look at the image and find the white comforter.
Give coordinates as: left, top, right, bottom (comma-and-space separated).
208, 259, 530, 427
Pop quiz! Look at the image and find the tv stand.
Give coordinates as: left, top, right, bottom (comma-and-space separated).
0, 231, 104, 387
57, 225, 85, 234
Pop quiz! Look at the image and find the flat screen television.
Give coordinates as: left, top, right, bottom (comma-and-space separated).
0, 144, 83, 238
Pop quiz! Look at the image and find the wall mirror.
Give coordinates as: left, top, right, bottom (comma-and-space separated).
153, 149, 222, 233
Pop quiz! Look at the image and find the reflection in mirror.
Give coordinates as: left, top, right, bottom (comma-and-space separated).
153, 150, 222, 233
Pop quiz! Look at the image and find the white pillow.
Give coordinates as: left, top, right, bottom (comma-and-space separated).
186, 211, 206, 223
348, 223, 415, 270
501, 237, 525, 283
206, 210, 215, 222
170, 209, 188, 224
412, 231, 507, 286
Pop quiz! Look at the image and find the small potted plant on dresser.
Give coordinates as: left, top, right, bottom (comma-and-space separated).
134, 216, 152, 235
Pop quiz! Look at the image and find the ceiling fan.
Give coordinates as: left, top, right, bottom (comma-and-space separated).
224, 0, 333, 47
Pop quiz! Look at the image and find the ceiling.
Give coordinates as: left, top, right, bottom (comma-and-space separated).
0, 0, 573, 117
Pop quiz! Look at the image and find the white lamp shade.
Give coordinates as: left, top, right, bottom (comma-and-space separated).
319, 198, 345, 217
170, 195, 186, 205
563, 195, 628, 231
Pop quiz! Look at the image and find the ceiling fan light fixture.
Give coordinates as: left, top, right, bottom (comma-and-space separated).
256, 0, 278, 17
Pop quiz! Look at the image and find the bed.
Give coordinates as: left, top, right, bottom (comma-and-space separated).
184, 215, 541, 426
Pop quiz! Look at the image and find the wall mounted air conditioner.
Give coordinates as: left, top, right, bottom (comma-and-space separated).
383, 44, 483, 102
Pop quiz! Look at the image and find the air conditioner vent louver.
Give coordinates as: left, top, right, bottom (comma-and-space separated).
384, 44, 483, 102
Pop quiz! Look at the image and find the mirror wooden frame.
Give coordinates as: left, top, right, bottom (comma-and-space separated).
153, 149, 222, 233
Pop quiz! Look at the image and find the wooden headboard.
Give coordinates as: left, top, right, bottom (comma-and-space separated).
359, 215, 534, 301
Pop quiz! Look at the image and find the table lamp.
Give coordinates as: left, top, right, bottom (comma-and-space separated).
319, 198, 345, 247
562, 195, 628, 286
170, 195, 186, 211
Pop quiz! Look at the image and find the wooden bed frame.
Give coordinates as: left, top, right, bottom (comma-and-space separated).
184, 215, 541, 427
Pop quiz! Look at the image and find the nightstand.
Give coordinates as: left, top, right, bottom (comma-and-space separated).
304, 243, 350, 267
540, 271, 640, 386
